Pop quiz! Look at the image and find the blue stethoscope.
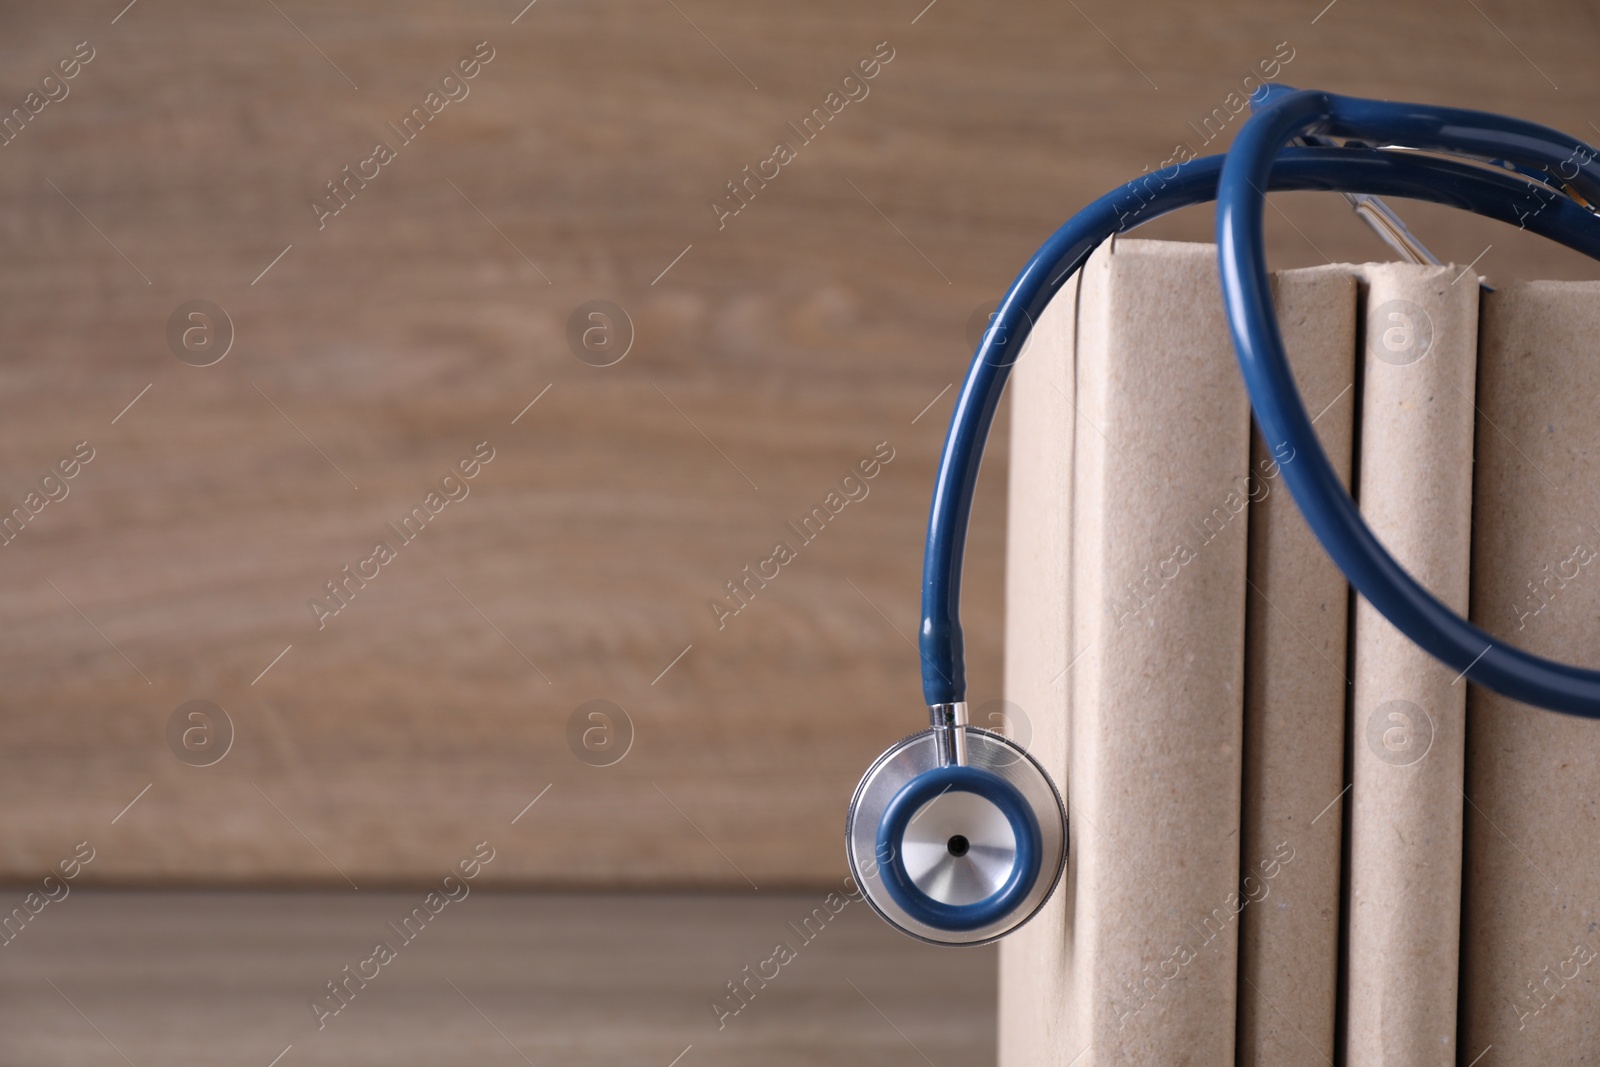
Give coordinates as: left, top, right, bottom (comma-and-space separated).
846, 85, 1600, 945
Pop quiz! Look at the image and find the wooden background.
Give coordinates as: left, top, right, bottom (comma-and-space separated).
1, 0, 1598, 889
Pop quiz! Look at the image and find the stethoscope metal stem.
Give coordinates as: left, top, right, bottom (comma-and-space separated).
929, 701, 968, 766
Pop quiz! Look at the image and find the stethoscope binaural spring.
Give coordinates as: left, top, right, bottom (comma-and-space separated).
847, 85, 1600, 945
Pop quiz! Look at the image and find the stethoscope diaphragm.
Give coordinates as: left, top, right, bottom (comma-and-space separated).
846, 726, 1065, 945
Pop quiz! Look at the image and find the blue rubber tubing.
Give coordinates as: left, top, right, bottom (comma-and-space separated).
876, 764, 1042, 932
1218, 88, 1600, 715
918, 104, 1600, 716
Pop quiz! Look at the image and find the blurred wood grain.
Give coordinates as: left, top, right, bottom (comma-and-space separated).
0, 889, 997, 1066
0, 0, 1596, 887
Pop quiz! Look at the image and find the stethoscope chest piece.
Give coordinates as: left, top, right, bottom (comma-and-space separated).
846, 725, 1066, 946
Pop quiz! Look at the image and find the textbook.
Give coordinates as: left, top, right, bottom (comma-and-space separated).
1460, 281, 1600, 1063
1000, 239, 1355, 1063
1065, 238, 1250, 1061
1234, 267, 1356, 1066
1341, 264, 1478, 1067
998, 270, 1078, 1065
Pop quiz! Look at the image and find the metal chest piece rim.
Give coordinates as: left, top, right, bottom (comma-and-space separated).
846, 712, 1066, 947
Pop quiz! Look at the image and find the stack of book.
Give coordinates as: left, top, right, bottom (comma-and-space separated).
999, 239, 1597, 1065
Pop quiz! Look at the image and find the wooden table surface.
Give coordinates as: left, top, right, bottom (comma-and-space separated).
1, 0, 1597, 888
0, 888, 995, 1066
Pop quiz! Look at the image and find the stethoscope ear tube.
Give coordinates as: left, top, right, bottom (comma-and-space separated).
1217, 88, 1600, 715
918, 87, 1600, 717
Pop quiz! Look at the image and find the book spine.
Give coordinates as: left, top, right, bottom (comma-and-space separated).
1235, 268, 1357, 1065
1343, 263, 1479, 1065
1068, 239, 1250, 1059
1460, 281, 1600, 1062
998, 273, 1078, 1067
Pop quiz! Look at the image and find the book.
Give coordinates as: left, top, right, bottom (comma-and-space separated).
1459, 280, 1600, 1062
1003, 237, 1255, 1063
1234, 267, 1357, 1066
1341, 263, 1479, 1066
999, 270, 1079, 1066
